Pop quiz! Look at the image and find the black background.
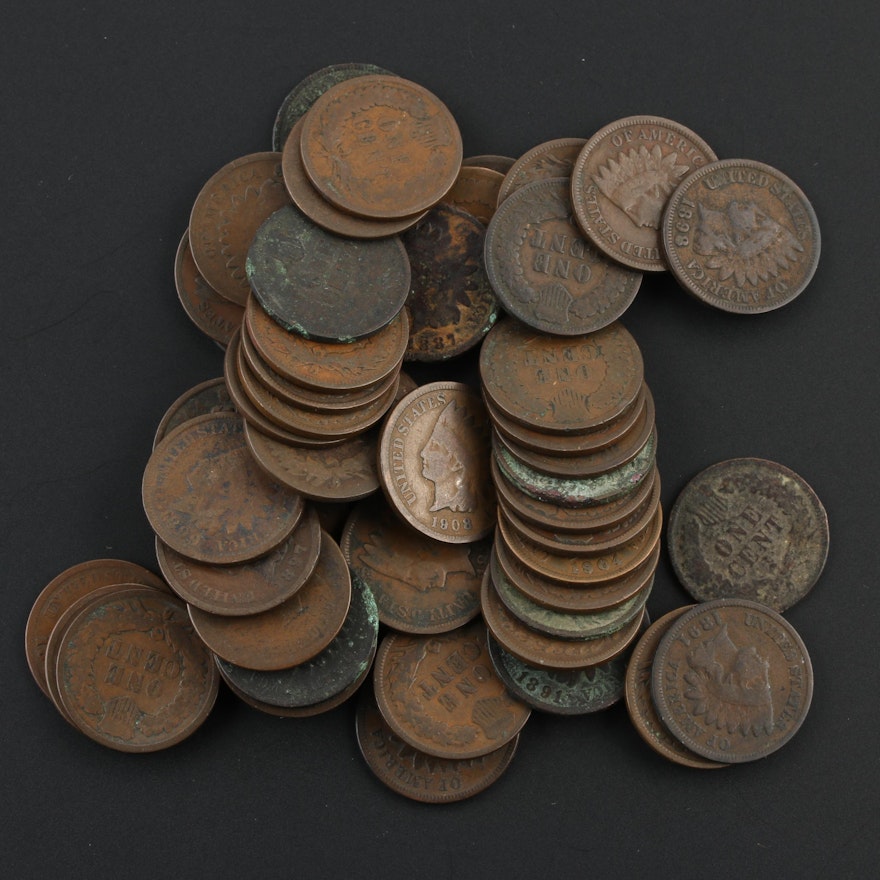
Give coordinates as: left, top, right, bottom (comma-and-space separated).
4, 3, 878, 878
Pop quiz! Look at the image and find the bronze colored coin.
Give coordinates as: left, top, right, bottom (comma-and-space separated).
356, 685, 519, 802
463, 155, 516, 175
187, 530, 351, 671
245, 204, 410, 342
244, 420, 381, 502
340, 492, 489, 634
481, 568, 644, 669
442, 166, 505, 225
485, 178, 642, 335
373, 622, 530, 760
378, 382, 495, 544
494, 529, 661, 614
401, 204, 500, 361
652, 599, 813, 763
282, 116, 426, 239
153, 377, 235, 449
245, 289, 409, 392
624, 606, 726, 769
174, 229, 244, 344
497, 137, 587, 204
272, 62, 395, 152
188, 152, 290, 306
26, 559, 169, 698
54, 587, 220, 752
571, 116, 717, 272
155, 506, 322, 616
142, 412, 304, 564
300, 75, 463, 220
667, 458, 829, 612
480, 317, 643, 434
662, 159, 821, 312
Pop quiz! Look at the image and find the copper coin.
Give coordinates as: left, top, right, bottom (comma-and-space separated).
54, 586, 220, 752
401, 204, 500, 361
272, 62, 395, 152
624, 606, 726, 769
356, 685, 518, 802
188, 152, 290, 306
442, 166, 505, 225
142, 412, 304, 564
153, 377, 235, 449
300, 75, 462, 219
174, 229, 244, 344
662, 158, 821, 312
187, 530, 351, 670
373, 622, 530, 760
481, 568, 644, 669
667, 458, 829, 612
571, 116, 717, 272
496, 137, 587, 204
282, 116, 426, 239
652, 599, 813, 763
26, 559, 169, 698
155, 506, 322, 616
463, 155, 516, 175
245, 294, 409, 393
340, 492, 489, 634
485, 178, 642, 335
245, 204, 410, 342
480, 317, 643, 433
378, 382, 495, 544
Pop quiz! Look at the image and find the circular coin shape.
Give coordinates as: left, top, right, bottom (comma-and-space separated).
379, 382, 495, 543
485, 178, 642, 335
54, 587, 219, 752
442, 166, 505, 225
153, 376, 234, 449
300, 75, 462, 219
667, 458, 828, 612
497, 138, 587, 203
662, 159, 820, 312
651, 599, 813, 763
571, 116, 717, 271
246, 204, 410, 341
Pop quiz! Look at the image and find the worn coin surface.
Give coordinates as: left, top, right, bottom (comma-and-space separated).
497, 137, 587, 203
667, 458, 829, 612
300, 75, 462, 219
379, 382, 495, 543
571, 116, 717, 271
153, 377, 235, 449
373, 621, 530, 760
485, 178, 642, 335
54, 587, 219, 752
463, 155, 516, 174
443, 166, 505, 225
651, 599, 813, 763
662, 158, 821, 312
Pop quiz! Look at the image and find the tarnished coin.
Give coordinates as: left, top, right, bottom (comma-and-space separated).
341, 493, 489, 634
246, 204, 410, 342
662, 159, 820, 312
443, 166, 505, 225
54, 587, 219, 752
155, 506, 321, 616
463, 155, 516, 175
300, 75, 462, 219
401, 204, 500, 361
497, 138, 586, 204
652, 599, 813, 763
356, 685, 519, 802
480, 318, 643, 434
187, 530, 351, 671
142, 412, 304, 564
153, 377, 235, 449
571, 116, 717, 271
667, 458, 829, 612
188, 152, 290, 306
373, 621, 531, 760
26, 559, 168, 698
378, 382, 495, 543
174, 230, 244, 345
272, 62, 395, 152
485, 178, 642, 335
624, 606, 726, 769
